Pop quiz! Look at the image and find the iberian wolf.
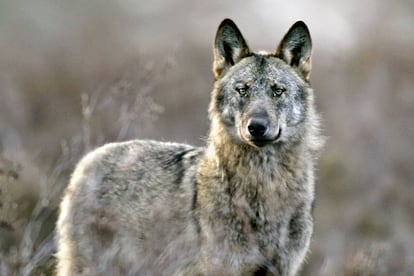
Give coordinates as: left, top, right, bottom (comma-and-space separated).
57, 18, 323, 275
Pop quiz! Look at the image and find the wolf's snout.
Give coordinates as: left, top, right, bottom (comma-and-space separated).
245, 117, 282, 147
247, 118, 269, 138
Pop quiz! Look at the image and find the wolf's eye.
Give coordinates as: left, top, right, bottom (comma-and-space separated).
235, 86, 249, 97
271, 86, 286, 97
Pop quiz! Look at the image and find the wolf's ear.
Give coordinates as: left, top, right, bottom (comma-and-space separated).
213, 19, 250, 79
276, 21, 312, 80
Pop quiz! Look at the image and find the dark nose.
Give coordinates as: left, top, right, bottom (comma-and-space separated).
247, 118, 269, 138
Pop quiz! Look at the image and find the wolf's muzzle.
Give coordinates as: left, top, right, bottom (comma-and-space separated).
246, 118, 281, 147
247, 118, 269, 138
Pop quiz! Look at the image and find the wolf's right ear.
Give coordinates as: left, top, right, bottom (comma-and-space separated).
213, 19, 250, 79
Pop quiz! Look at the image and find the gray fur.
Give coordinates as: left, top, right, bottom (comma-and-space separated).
57, 19, 323, 276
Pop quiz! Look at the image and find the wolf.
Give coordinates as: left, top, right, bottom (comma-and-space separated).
56, 18, 322, 276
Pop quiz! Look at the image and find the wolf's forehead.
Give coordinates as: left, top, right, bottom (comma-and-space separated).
234, 55, 299, 83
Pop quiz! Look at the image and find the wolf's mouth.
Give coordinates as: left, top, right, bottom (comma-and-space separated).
250, 128, 282, 147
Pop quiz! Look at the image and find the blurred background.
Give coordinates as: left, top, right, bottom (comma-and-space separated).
0, 0, 413, 275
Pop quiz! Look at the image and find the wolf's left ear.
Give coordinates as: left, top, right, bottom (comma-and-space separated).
213, 19, 250, 79
276, 21, 312, 80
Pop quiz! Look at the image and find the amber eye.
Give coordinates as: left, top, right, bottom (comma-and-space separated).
271, 86, 286, 97
235, 86, 249, 97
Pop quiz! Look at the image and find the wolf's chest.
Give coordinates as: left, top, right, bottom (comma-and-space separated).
225, 192, 293, 247
199, 191, 296, 274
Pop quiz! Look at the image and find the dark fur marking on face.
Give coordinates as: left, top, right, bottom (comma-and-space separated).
254, 54, 268, 73
238, 96, 248, 111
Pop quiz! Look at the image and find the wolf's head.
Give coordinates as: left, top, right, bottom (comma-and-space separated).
210, 19, 315, 149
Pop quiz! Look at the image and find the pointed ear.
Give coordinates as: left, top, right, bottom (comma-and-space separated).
276, 21, 312, 80
213, 19, 250, 79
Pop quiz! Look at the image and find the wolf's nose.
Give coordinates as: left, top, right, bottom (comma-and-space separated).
247, 118, 269, 137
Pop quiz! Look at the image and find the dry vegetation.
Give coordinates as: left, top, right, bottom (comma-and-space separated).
0, 0, 413, 275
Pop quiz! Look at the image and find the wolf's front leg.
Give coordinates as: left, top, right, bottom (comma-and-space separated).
283, 205, 313, 276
